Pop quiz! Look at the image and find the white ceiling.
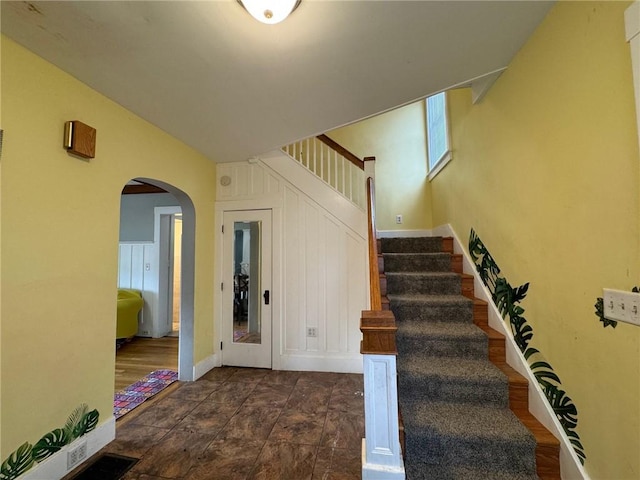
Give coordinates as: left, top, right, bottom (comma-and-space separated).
1, 1, 553, 163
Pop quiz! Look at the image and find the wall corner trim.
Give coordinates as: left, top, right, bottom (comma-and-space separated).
193, 353, 219, 380
625, 1, 640, 156
625, 1, 640, 42
22, 417, 116, 480
471, 68, 507, 104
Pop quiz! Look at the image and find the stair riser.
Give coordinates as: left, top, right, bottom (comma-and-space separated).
451, 254, 463, 274
398, 376, 509, 407
461, 275, 474, 298
384, 253, 452, 273
396, 333, 488, 359
387, 274, 461, 295
391, 303, 473, 324
381, 237, 444, 253
405, 434, 537, 475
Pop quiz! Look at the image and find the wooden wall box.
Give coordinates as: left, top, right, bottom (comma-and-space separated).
64, 120, 96, 159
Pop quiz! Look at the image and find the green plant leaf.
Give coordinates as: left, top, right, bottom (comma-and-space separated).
534, 370, 561, 387
512, 321, 533, 352
73, 409, 99, 438
570, 438, 585, 450
545, 385, 578, 430
523, 347, 540, 360
65, 404, 88, 441
512, 283, 529, 304
0, 443, 35, 480
530, 360, 555, 371
594, 297, 617, 328
32, 428, 70, 463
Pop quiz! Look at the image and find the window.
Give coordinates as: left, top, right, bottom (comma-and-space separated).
426, 92, 451, 179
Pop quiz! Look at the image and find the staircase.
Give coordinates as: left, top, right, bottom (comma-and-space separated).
378, 236, 560, 480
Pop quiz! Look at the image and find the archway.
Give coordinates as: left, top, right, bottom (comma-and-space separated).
118, 177, 196, 381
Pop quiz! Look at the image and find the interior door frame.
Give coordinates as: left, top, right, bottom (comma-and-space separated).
155, 206, 181, 338
214, 203, 282, 371
220, 209, 272, 368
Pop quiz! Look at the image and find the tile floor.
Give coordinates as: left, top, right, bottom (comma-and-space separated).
102, 367, 364, 479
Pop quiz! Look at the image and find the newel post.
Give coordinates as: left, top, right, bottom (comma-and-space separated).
361, 310, 405, 480
364, 156, 376, 181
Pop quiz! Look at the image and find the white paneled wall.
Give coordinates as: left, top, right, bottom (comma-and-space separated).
216, 151, 368, 373
118, 242, 156, 337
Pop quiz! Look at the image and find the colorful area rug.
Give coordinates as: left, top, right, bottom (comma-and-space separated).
114, 369, 178, 419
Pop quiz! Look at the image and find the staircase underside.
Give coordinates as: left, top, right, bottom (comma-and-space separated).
378, 237, 560, 480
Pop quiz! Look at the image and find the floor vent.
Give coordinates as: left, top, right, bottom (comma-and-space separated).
69, 453, 138, 480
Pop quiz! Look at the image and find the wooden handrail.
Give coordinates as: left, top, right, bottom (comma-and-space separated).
367, 177, 382, 311
316, 134, 366, 170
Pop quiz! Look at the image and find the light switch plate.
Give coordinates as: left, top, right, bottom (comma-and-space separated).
603, 289, 640, 326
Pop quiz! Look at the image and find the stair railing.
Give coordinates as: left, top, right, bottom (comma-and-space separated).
360, 178, 405, 479
282, 136, 372, 209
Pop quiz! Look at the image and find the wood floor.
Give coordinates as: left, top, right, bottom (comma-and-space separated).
115, 336, 179, 392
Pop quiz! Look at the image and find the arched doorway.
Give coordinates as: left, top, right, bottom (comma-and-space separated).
118, 178, 196, 382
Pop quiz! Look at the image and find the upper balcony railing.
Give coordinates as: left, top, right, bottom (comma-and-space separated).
282, 135, 368, 209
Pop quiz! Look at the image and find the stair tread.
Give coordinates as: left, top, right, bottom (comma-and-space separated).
399, 355, 507, 383
401, 400, 535, 442
387, 271, 459, 278
405, 463, 539, 480
382, 252, 452, 257
389, 293, 472, 305
380, 237, 444, 254
397, 321, 486, 340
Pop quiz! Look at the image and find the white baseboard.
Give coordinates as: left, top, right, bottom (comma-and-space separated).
193, 353, 219, 380
377, 229, 433, 238
278, 354, 363, 374
22, 416, 116, 480
362, 440, 405, 480
435, 223, 589, 480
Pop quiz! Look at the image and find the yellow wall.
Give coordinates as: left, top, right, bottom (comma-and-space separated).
327, 102, 432, 231
432, 2, 639, 478
0, 37, 216, 457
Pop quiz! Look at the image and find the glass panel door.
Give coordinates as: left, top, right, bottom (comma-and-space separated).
233, 221, 261, 344
222, 210, 272, 368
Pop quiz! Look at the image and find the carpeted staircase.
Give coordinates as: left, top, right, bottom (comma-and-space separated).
378, 236, 560, 480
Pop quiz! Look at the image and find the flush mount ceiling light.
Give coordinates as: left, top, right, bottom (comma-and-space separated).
237, 0, 301, 25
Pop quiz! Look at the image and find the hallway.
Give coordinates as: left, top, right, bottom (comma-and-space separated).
103, 367, 364, 479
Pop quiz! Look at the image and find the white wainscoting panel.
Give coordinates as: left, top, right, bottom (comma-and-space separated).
215, 153, 368, 373
118, 242, 156, 337
217, 161, 281, 200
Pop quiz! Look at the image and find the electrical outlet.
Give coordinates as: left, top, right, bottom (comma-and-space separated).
603, 289, 640, 326
307, 327, 318, 337
67, 440, 87, 471
396, 214, 403, 224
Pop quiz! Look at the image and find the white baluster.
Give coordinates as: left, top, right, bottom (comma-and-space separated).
320, 140, 324, 181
